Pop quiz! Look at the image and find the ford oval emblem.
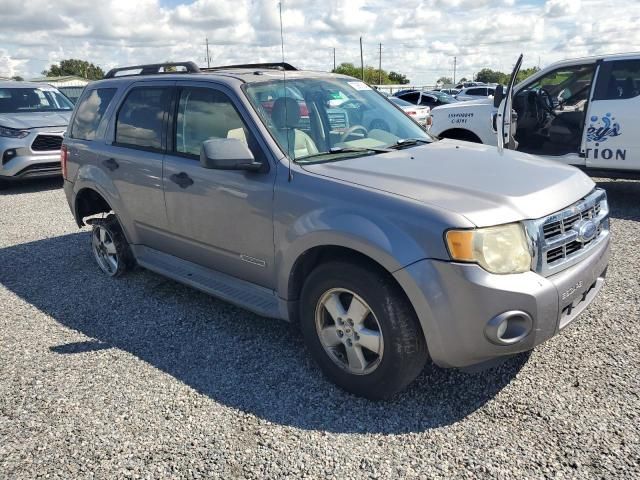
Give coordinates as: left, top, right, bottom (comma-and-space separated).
575, 219, 598, 243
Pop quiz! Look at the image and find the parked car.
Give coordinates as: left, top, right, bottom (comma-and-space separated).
396, 90, 459, 110
455, 81, 486, 90
439, 88, 460, 96
430, 53, 640, 176
0, 81, 73, 187
388, 96, 431, 126
455, 85, 497, 101
63, 61, 610, 399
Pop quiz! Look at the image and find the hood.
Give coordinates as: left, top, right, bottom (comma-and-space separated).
301, 139, 595, 227
0, 111, 71, 130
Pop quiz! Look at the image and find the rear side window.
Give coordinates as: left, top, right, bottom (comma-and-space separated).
115, 88, 170, 150
594, 59, 640, 100
399, 92, 420, 104
466, 88, 482, 95
70, 88, 117, 140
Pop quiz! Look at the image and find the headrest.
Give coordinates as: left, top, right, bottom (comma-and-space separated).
272, 97, 300, 129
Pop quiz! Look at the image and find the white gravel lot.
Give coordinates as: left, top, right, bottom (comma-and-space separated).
1, 177, 639, 479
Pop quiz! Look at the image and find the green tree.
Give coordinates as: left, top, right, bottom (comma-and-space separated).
475, 68, 508, 84
436, 76, 453, 85
458, 77, 467, 83
43, 59, 104, 80
516, 66, 540, 83
332, 63, 409, 85
388, 71, 410, 84
11, 75, 23, 81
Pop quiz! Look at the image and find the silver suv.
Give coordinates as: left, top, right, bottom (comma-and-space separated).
62, 62, 610, 399
0, 81, 73, 186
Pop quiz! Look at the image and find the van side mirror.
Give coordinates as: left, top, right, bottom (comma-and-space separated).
200, 138, 262, 172
493, 84, 504, 108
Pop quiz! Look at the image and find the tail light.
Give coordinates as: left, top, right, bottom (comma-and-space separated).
60, 144, 68, 180
407, 111, 417, 116
427, 116, 433, 126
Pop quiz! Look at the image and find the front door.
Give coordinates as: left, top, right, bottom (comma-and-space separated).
585, 57, 640, 171
162, 83, 276, 289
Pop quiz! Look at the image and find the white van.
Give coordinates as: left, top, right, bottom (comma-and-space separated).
430, 53, 640, 176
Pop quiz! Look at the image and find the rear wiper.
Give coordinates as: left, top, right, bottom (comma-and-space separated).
388, 138, 431, 149
298, 146, 391, 162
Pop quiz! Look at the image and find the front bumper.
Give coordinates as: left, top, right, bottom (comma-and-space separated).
394, 235, 610, 368
0, 131, 63, 180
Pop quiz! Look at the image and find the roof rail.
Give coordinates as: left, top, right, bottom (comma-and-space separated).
201, 62, 298, 72
104, 61, 201, 79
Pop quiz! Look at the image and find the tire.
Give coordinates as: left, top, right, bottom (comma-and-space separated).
300, 261, 428, 400
90, 214, 135, 277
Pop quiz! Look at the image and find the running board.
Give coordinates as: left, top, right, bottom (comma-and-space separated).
132, 246, 282, 319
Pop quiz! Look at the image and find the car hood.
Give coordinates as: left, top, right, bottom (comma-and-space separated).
301, 139, 595, 227
0, 111, 71, 130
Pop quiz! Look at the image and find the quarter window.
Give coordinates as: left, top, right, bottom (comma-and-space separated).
399, 92, 420, 104
70, 88, 117, 140
115, 88, 170, 150
175, 87, 251, 157
594, 59, 640, 100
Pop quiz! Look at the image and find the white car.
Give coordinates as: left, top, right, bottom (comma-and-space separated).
430, 53, 640, 176
388, 97, 431, 126
455, 85, 496, 101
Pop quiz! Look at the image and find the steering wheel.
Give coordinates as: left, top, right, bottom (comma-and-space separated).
537, 88, 555, 114
340, 125, 368, 142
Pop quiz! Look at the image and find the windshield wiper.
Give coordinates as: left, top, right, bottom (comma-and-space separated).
297, 146, 391, 162
387, 138, 431, 150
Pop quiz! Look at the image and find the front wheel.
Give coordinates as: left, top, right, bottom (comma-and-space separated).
300, 261, 428, 399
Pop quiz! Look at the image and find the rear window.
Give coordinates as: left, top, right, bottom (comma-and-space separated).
115, 88, 170, 151
70, 88, 117, 140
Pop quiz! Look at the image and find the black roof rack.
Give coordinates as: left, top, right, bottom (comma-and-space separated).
104, 61, 201, 79
201, 62, 297, 72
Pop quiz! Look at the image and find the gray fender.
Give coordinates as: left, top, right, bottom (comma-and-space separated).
72, 164, 135, 242
276, 207, 430, 299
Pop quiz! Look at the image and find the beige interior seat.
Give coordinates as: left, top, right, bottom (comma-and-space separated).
270, 97, 318, 158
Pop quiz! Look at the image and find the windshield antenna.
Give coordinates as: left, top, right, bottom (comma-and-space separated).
279, 1, 293, 182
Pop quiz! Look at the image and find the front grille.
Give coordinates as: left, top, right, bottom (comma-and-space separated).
31, 134, 63, 152
15, 162, 61, 177
529, 189, 609, 276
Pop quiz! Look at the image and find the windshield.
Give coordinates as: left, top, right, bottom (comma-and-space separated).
244, 76, 432, 163
0, 87, 74, 113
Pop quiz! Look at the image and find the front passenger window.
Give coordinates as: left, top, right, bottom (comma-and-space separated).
175, 88, 251, 157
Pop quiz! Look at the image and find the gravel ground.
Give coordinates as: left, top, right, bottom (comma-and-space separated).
1, 177, 639, 479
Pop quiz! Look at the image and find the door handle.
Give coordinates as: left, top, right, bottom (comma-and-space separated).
102, 158, 119, 171
170, 172, 194, 189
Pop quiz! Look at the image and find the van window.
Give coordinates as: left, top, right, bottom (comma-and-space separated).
70, 88, 117, 140
594, 59, 640, 100
175, 87, 250, 157
115, 88, 170, 150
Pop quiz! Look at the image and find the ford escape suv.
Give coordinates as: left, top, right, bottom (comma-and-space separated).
0, 81, 73, 187
62, 62, 610, 399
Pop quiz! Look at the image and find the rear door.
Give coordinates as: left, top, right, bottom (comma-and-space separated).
585, 57, 640, 171
162, 82, 276, 288
100, 81, 174, 247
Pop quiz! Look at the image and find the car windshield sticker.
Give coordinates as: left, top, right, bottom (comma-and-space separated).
348, 81, 371, 91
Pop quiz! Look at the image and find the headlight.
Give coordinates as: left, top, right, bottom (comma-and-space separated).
0, 126, 29, 138
445, 223, 532, 274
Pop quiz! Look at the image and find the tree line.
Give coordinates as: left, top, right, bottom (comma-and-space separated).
437, 66, 541, 86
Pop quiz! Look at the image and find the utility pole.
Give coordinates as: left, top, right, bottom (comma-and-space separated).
360, 37, 364, 81
453, 56, 457, 85
333, 47, 336, 72
205, 37, 211, 68
378, 43, 382, 85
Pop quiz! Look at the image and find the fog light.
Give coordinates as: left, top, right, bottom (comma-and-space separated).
2, 149, 17, 166
485, 310, 533, 345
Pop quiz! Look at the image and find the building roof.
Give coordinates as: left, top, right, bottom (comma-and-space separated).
29, 75, 91, 86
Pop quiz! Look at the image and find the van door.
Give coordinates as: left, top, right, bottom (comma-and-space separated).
496, 54, 523, 152
162, 83, 276, 289
585, 58, 640, 171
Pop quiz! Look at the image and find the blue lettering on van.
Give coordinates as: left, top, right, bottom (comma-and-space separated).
586, 113, 621, 143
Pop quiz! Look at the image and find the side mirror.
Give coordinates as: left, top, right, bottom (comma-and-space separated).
493, 84, 504, 108
200, 138, 262, 172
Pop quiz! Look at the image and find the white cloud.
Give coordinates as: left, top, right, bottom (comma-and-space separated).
0, 0, 638, 84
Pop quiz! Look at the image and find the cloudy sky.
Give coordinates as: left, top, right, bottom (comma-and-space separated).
1, 0, 639, 85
